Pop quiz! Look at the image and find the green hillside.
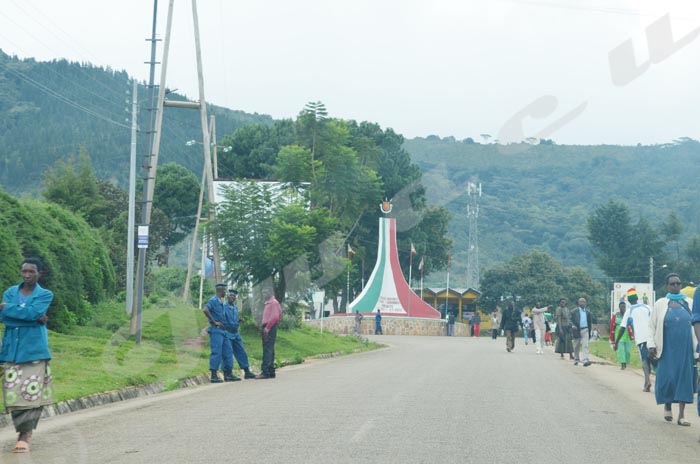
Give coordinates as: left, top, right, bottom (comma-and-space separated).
403, 137, 700, 286
0, 50, 272, 194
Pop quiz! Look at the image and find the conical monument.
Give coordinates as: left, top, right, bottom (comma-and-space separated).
348, 201, 441, 318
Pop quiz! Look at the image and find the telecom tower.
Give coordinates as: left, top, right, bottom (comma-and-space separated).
466, 181, 482, 289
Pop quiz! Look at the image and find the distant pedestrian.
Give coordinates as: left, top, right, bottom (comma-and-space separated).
375, 309, 383, 335
649, 273, 695, 425
571, 297, 593, 366
0, 258, 54, 453
491, 312, 499, 340
615, 288, 652, 391
500, 302, 520, 352
531, 303, 550, 354
611, 301, 631, 370
472, 311, 481, 337
256, 287, 282, 379
354, 309, 364, 336
521, 314, 532, 345
554, 298, 574, 360
447, 311, 455, 336
544, 319, 552, 346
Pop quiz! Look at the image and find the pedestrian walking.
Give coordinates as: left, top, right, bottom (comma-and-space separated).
611, 301, 631, 370
491, 312, 499, 340
692, 284, 700, 434
256, 287, 282, 379
531, 303, 549, 354
375, 309, 383, 335
447, 311, 455, 336
354, 309, 364, 336
649, 273, 696, 425
615, 288, 653, 391
521, 314, 532, 345
500, 302, 520, 352
571, 297, 593, 366
554, 298, 574, 360
0, 258, 54, 453
472, 311, 481, 337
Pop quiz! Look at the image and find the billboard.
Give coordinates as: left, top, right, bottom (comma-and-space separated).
611, 282, 654, 316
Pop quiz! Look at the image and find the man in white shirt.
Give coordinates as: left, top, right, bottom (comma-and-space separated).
614, 288, 652, 391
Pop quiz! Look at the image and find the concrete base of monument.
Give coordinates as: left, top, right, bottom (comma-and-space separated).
305, 317, 470, 337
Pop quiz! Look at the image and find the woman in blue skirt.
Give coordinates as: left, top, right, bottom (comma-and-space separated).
648, 273, 696, 426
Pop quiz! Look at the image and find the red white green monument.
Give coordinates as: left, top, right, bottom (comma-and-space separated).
348, 201, 441, 318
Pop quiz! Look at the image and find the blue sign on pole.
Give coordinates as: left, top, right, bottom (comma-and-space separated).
137, 226, 149, 249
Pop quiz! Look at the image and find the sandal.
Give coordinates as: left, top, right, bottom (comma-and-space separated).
664, 406, 673, 422
12, 433, 30, 453
678, 418, 691, 427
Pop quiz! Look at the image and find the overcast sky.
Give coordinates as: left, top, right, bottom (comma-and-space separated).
1, 0, 698, 145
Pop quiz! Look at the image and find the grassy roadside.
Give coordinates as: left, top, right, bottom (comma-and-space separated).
589, 339, 643, 369
48, 298, 379, 402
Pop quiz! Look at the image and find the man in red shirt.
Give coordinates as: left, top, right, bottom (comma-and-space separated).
256, 287, 282, 379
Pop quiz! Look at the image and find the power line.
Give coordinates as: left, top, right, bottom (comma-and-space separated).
0, 61, 130, 129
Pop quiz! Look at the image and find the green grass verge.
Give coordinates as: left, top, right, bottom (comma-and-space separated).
589, 339, 643, 369
48, 298, 379, 402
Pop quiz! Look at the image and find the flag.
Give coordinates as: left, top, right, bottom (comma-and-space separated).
410, 243, 417, 255
347, 244, 355, 255
418, 257, 424, 271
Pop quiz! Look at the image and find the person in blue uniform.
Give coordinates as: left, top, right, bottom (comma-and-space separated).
224, 289, 255, 379
203, 283, 237, 383
375, 309, 383, 334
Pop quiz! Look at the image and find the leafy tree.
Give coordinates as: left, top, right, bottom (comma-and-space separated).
42, 148, 109, 227
153, 163, 200, 263
587, 200, 664, 282
479, 250, 606, 320
661, 211, 683, 262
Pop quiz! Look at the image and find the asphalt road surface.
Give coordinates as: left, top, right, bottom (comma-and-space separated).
0, 335, 698, 463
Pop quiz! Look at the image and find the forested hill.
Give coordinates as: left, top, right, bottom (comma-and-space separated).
403, 136, 700, 284
0, 50, 272, 194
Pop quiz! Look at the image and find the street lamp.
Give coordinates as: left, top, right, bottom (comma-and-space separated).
649, 257, 667, 290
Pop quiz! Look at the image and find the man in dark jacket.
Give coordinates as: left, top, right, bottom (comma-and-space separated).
499, 302, 521, 352
571, 297, 593, 366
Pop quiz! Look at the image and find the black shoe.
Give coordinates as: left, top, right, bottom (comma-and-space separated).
244, 371, 256, 379
210, 373, 223, 383
574, 361, 579, 366
224, 374, 241, 382
583, 361, 591, 367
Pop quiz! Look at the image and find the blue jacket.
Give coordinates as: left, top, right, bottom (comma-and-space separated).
206, 296, 239, 339
0, 282, 53, 363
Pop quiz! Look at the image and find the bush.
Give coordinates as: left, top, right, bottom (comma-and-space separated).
0, 189, 116, 332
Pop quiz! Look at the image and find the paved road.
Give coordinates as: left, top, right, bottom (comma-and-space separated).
0, 335, 698, 463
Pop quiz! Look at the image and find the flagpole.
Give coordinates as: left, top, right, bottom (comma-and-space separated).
361, 257, 365, 290
346, 247, 351, 313
420, 257, 424, 301
445, 252, 451, 317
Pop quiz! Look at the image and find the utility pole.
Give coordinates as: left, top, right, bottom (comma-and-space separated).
191, 0, 222, 284
132, 0, 174, 343
183, 118, 214, 303
126, 80, 138, 315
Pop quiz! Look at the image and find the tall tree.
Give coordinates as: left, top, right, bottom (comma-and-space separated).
587, 200, 664, 282
480, 250, 606, 319
153, 163, 200, 263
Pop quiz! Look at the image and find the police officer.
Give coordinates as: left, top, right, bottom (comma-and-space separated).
225, 289, 256, 379
203, 283, 237, 382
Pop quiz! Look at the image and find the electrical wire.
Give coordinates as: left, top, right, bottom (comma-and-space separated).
0, 61, 130, 129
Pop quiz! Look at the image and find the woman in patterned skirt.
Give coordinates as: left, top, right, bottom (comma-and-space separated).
0, 258, 54, 453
